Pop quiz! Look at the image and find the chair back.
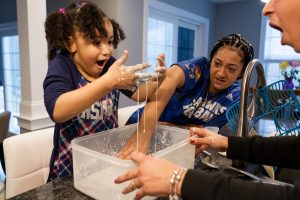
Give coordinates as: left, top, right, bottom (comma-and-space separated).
0, 111, 10, 142
3, 127, 54, 199
118, 104, 144, 127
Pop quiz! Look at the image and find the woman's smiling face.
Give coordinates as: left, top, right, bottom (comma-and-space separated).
209, 46, 244, 94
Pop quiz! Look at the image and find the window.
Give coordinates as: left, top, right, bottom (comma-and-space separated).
144, 0, 209, 72
177, 25, 196, 62
146, 14, 174, 69
0, 22, 20, 134
260, 17, 300, 86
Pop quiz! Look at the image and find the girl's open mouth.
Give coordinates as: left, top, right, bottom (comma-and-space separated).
96, 60, 105, 67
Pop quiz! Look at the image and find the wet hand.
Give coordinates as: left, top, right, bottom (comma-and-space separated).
116, 130, 151, 160
189, 127, 228, 155
108, 50, 151, 89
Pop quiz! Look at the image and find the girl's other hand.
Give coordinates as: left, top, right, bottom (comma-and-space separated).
189, 127, 228, 155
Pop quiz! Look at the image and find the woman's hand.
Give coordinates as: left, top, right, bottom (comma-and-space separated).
132, 53, 167, 101
189, 127, 228, 155
116, 130, 152, 160
152, 53, 167, 84
114, 152, 185, 199
107, 50, 151, 89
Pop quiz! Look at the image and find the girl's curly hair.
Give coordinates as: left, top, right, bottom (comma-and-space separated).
44, 1, 126, 61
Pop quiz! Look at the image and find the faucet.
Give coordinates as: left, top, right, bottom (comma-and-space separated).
233, 59, 266, 168
236, 59, 266, 137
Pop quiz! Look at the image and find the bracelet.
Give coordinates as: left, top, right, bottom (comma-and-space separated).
169, 167, 187, 200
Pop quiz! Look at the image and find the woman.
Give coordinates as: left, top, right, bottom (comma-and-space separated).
115, 1, 300, 200
117, 33, 254, 159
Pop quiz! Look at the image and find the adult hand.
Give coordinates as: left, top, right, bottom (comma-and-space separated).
116, 130, 152, 160
189, 127, 228, 155
114, 151, 184, 199
108, 50, 151, 89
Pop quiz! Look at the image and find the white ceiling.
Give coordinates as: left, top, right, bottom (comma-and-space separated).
210, 0, 246, 3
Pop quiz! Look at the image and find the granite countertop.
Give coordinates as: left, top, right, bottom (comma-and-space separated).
8, 152, 290, 200
8, 176, 92, 200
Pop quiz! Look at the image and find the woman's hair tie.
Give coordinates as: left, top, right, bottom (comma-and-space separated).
75, 1, 88, 9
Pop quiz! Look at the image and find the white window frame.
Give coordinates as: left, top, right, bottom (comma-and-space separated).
143, 0, 209, 65
0, 21, 20, 134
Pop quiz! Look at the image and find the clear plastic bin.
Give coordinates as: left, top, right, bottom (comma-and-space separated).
72, 124, 195, 200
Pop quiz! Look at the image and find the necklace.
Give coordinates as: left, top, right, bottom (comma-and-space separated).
203, 90, 218, 104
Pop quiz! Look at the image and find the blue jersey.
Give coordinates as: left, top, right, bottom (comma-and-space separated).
127, 57, 240, 128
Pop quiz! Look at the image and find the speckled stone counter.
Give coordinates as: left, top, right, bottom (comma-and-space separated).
8, 152, 290, 200
8, 176, 92, 200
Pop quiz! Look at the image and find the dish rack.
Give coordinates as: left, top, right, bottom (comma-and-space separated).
226, 80, 300, 136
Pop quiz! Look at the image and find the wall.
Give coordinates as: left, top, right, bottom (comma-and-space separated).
0, 0, 266, 110
0, 0, 77, 24
0, 0, 266, 57
158, 0, 216, 50
214, 0, 265, 58
0, 0, 17, 24
46, 0, 75, 13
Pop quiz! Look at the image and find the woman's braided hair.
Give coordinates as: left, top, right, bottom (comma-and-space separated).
44, 1, 125, 61
210, 33, 254, 77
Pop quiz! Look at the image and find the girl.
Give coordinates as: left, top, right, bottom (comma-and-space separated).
43, 1, 163, 181
118, 33, 254, 159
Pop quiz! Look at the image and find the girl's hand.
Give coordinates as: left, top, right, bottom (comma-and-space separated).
115, 152, 184, 199
189, 127, 228, 155
107, 50, 151, 89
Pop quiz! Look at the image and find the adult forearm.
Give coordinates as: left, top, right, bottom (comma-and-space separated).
227, 135, 300, 168
131, 81, 160, 102
181, 170, 298, 200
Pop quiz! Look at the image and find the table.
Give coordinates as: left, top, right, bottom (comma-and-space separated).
8, 176, 92, 200
9, 152, 290, 200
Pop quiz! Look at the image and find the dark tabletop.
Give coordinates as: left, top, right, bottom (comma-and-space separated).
8, 176, 92, 200
8, 151, 289, 200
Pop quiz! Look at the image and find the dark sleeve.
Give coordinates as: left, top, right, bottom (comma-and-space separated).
181, 169, 300, 200
43, 55, 79, 121
227, 135, 300, 168
120, 88, 136, 99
